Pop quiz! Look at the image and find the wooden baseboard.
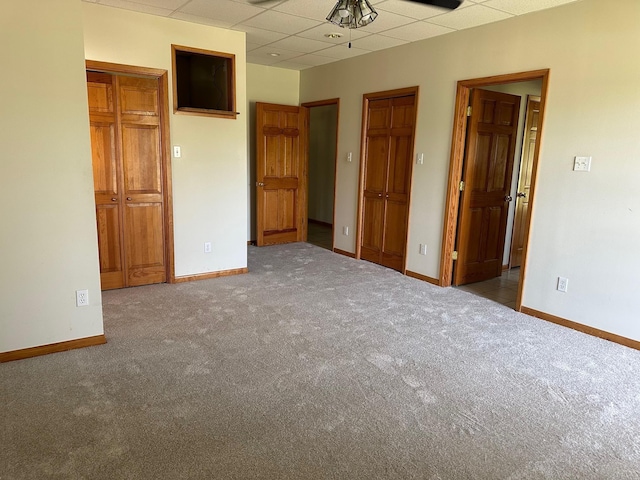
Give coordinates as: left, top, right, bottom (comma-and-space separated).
0, 334, 107, 363
502, 264, 510, 271
521, 307, 640, 351
174, 267, 248, 283
309, 219, 333, 228
333, 248, 356, 259
405, 270, 441, 286
247, 240, 256, 246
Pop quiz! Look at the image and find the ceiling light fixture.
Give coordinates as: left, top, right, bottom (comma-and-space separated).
326, 0, 378, 29
324, 33, 344, 39
269, 53, 280, 57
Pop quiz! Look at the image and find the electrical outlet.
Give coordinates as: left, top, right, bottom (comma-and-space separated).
343, 226, 349, 236
557, 277, 569, 293
76, 289, 89, 307
204, 242, 212, 253
416, 153, 424, 165
419, 243, 427, 255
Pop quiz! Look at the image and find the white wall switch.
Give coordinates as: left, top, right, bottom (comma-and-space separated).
173, 145, 182, 158
204, 242, 212, 253
557, 277, 569, 292
343, 226, 349, 236
573, 156, 591, 172
347, 152, 352, 162
416, 153, 424, 165
419, 243, 427, 255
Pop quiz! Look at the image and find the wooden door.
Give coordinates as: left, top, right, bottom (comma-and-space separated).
87, 72, 166, 289
454, 89, 520, 286
256, 102, 306, 246
361, 94, 416, 272
510, 96, 540, 268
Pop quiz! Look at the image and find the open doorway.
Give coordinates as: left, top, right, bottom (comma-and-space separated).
440, 70, 549, 311
302, 99, 339, 251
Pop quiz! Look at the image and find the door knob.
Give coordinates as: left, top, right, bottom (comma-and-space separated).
111, 198, 117, 202
378, 193, 382, 197
516, 192, 526, 198
126, 197, 132, 201
505, 195, 513, 202
386, 194, 389, 199
256, 182, 265, 187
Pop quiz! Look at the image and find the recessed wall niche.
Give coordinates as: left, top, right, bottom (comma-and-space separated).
171, 45, 236, 119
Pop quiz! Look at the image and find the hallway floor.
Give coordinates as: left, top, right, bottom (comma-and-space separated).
307, 221, 332, 251
455, 268, 520, 309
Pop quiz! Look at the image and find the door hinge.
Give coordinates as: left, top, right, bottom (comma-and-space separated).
459, 181, 465, 192
452, 251, 458, 261
466, 106, 472, 117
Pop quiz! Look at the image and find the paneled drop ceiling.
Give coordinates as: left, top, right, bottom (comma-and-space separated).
82, 0, 583, 70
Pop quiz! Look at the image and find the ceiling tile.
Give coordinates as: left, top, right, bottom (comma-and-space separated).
427, 4, 513, 30
239, 10, 323, 34
99, 0, 189, 9
296, 23, 371, 44
348, 33, 408, 51
272, 0, 336, 22
382, 20, 454, 41
231, 25, 289, 44
170, 11, 234, 28
249, 45, 307, 60
267, 35, 336, 54
375, 0, 455, 20
97, 0, 174, 15
361, 9, 417, 33
483, 0, 581, 15
179, 0, 265, 25
288, 53, 336, 66
317, 44, 372, 59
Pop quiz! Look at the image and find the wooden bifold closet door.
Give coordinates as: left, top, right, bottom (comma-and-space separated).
360, 93, 417, 272
87, 71, 166, 290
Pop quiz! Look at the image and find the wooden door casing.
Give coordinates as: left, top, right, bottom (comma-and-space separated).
256, 103, 306, 246
360, 92, 417, 272
510, 96, 540, 268
454, 89, 521, 286
87, 71, 167, 290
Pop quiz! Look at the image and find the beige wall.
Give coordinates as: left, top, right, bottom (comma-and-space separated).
0, 0, 104, 352
300, 0, 640, 341
246, 64, 300, 241
83, 3, 248, 277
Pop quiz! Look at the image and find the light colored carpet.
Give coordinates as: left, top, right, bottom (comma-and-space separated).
2, 243, 640, 479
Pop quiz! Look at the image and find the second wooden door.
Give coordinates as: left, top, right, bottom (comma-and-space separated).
454, 88, 521, 286
87, 71, 167, 290
360, 93, 417, 272
255, 102, 306, 246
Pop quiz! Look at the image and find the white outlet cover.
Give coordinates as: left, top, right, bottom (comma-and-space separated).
76, 289, 89, 307
573, 156, 591, 172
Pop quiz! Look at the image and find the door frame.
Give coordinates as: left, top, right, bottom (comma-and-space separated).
439, 69, 549, 310
86, 60, 175, 284
356, 86, 419, 272
301, 98, 340, 251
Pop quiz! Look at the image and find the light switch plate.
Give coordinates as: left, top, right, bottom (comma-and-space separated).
573, 156, 591, 172
173, 145, 182, 158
